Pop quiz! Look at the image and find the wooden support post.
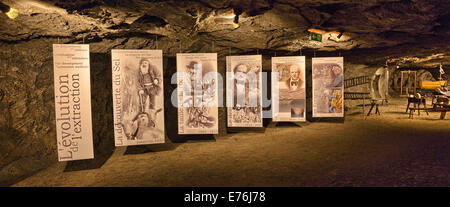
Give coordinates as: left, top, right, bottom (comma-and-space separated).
401, 72, 404, 96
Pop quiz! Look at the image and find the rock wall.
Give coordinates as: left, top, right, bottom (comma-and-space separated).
0, 0, 449, 186
0, 40, 117, 185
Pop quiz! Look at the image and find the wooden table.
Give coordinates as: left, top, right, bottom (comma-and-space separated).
406, 96, 429, 117
408, 97, 449, 119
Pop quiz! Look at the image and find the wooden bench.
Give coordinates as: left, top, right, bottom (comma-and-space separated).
367, 99, 382, 116
408, 103, 449, 119
408, 107, 429, 118
433, 103, 450, 119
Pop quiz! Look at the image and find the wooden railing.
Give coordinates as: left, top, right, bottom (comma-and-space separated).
344, 76, 371, 88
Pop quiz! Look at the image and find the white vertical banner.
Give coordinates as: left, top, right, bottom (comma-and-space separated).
312, 57, 344, 117
112, 50, 165, 146
272, 56, 306, 122
226, 55, 263, 127
176, 53, 219, 134
53, 44, 94, 161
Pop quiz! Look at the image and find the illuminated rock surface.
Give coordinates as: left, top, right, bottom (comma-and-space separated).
0, 0, 448, 186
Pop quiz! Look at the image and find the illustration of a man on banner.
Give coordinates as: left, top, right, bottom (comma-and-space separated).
138, 58, 161, 111
129, 58, 163, 140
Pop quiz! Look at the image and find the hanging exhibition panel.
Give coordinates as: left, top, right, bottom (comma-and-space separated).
312, 57, 344, 117
176, 53, 219, 134
112, 49, 165, 146
272, 56, 306, 122
53, 44, 94, 161
226, 55, 263, 127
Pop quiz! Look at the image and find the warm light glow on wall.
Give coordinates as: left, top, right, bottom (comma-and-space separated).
5, 7, 18, 19
213, 8, 236, 25
225, 14, 236, 19
214, 8, 241, 28
224, 13, 236, 19
307, 28, 326, 34
222, 8, 236, 19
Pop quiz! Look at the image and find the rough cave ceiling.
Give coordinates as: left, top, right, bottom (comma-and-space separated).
0, 0, 449, 67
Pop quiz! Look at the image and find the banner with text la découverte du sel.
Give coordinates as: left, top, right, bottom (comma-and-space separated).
53, 44, 93, 161
112, 49, 165, 146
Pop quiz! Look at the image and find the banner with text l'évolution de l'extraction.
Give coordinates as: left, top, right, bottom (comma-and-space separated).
53, 44, 94, 161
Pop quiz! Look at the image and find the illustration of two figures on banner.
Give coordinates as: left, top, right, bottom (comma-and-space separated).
232, 63, 262, 123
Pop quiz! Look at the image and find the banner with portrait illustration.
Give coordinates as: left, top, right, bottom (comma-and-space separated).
53, 44, 93, 161
112, 50, 165, 146
312, 57, 344, 117
226, 55, 263, 127
176, 53, 219, 134
272, 56, 306, 122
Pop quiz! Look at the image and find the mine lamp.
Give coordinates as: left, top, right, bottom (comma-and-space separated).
5, 7, 18, 19
232, 13, 239, 28
0, 2, 18, 19
232, 8, 241, 28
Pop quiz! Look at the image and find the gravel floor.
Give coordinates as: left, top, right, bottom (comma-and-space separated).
12, 98, 450, 186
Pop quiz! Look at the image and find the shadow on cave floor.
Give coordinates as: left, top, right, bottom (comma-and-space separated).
274, 122, 303, 127
64, 158, 106, 172
124, 137, 180, 155
346, 111, 364, 116
63, 134, 115, 173
226, 127, 266, 133
309, 117, 345, 123
224, 118, 271, 133
386, 111, 410, 115
166, 134, 217, 143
